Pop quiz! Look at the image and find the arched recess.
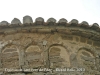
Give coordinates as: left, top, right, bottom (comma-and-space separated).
1, 44, 19, 68
25, 45, 43, 68
48, 44, 70, 68
76, 48, 96, 70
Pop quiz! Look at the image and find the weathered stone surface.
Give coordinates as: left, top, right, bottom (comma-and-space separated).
0, 33, 99, 75
70, 53, 76, 61
87, 39, 93, 45
69, 19, 78, 25
10, 73, 25, 75
4, 30, 17, 34
11, 18, 21, 25
0, 21, 9, 27
19, 49, 25, 66
0, 16, 100, 75
91, 23, 99, 29
4, 34, 14, 40
74, 36, 79, 42
47, 18, 56, 23
61, 35, 73, 40
49, 46, 70, 68
58, 18, 67, 26
35, 17, 44, 22
58, 18, 67, 23
80, 37, 87, 43
2, 45, 19, 68
23, 15, 33, 24
93, 41, 100, 47
25, 45, 43, 68
80, 21, 89, 28
35, 17, 44, 25
81, 55, 95, 62
37, 29, 51, 33
47, 18, 56, 25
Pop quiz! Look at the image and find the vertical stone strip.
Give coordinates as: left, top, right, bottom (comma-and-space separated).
19, 46, 25, 67
0, 41, 7, 68
95, 56, 100, 71
45, 47, 50, 68
0, 48, 2, 68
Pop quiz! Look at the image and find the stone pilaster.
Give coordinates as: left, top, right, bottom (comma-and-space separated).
43, 46, 50, 68
19, 46, 25, 67
0, 48, 2, 68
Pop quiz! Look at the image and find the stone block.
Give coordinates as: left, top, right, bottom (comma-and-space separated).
82, 51, 91, 57
0, 21, 9, 27
80, 21, 89, 28
4, 34, 14, 40
80, 37, 87, 43
35, 17, 44, 25
70, 53, 76, 61
69, 19, 78, 26
30, 29, 37, 32
47, 18, 56, 25
11, 73, 25, 75
57, 29, 72, 34
58, 18, 67, 23
91, 23, 99, 30
93, 41, 100, 47
47, 18, 56, 23
4, 30, 17, 34
73, 36, 79, 42
23, 15, 33, 24
87, 39, 93, 45
61, 35, 73, 40
33, 73, 44, 75
58, 18, 67, 26
37, 29, 51, 33
11, 18, 21, 25
81, 55, 94, 62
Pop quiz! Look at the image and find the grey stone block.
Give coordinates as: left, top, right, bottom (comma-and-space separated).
58, 18, 67, 23
69, 19, 78, 25
35, 17, 44, 22
11, 18, 21, 25
91, 23, 99, 29
80, 21, 89, 28
23, 15, 33, 24
47, 18, 56, 23
0, 21, 9, 26
35, 17, 44, 25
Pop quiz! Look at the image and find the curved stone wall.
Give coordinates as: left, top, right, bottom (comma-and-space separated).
0, 16, 100, 75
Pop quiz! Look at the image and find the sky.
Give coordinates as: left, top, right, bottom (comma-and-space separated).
0, 0, 100, 25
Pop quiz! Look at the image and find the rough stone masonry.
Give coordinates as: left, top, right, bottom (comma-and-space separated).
0, 15, 100, 75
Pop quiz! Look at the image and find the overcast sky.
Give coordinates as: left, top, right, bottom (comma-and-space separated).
0, 0, 100, 25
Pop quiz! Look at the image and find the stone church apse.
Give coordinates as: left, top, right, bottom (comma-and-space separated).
0, 16, 100, 75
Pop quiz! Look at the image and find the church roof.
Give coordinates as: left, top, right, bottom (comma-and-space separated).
0, 15, 100, 41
